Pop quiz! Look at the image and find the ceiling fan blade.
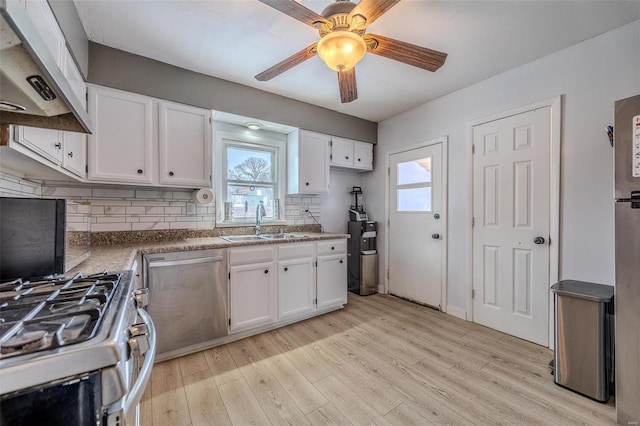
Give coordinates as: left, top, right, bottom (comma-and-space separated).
364, 33, 447, 72
338, 68, 358, 103
255, 43, 318, 81
258, 0, 331, 29
348, 0, 401, 26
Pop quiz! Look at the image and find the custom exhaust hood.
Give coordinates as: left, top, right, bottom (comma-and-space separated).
0, 0, 92, 133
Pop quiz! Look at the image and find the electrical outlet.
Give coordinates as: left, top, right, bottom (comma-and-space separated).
186, 202, 196, 216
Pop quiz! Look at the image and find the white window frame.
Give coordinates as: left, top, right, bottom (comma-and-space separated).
214, 128, 287, 226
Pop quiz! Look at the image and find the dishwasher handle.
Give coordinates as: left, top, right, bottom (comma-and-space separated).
147, 255, 224, 268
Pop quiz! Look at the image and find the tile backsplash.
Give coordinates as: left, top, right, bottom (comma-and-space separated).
0, 172, 322, 232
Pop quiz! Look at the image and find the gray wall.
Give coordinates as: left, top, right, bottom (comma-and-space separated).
87, 43, 378, 144
47, 0, 89, 78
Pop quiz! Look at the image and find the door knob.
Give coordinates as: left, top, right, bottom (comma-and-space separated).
533, 236, 545, 245
432, 233, 440, 239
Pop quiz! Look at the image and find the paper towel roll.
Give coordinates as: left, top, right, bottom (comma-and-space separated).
194, 188, 214, 205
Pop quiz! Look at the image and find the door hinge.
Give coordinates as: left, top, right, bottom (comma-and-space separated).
209, 117, 212, 124
387, 269, 390, 279
329, 140, 332, 146
388, 167, 390, 176
472, 217, 475, 227
314, 298, 317, 305
472, 289, 475, 299
315, 261, 317, 267
228, 272, 231, 280
228, 318, 231, 326
85, 165, 88, 173
472, 144, 475, 154
330, 154, 333, 160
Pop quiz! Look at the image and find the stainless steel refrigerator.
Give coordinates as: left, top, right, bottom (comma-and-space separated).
614, 94, 640, 424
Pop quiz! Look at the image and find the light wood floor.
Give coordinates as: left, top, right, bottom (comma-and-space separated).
140, 293, 615, 425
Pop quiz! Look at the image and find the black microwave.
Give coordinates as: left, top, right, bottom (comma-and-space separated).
0, 198, 66, 280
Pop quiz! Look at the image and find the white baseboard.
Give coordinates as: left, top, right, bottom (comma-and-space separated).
446, 305, 467, 320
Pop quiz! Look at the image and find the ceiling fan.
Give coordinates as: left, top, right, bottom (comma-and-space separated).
255, 0, 448, 103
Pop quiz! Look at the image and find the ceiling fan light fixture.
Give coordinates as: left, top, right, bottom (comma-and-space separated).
245, 122, 262, 130
316, 30, 366, 72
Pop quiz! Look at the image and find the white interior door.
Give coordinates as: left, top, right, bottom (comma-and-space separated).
472, 107, 551, 346
389, 143, 443, 308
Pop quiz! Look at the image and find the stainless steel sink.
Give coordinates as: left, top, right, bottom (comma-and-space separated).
220, 234, 307, 242
220, 235, 266, 242
260, 233, 306, 240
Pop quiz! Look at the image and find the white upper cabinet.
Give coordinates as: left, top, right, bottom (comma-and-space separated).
87, 86, 155, 184
23, 0, 66, 69
158, 101, 212, 187
330, 136, 373, 171
287, 129, 330, 194
14, 126, 64, 165
87, 85, 212, 188
62, 131, 87, 178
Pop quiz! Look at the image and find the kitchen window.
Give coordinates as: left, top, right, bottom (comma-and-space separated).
215, 128, 286, 224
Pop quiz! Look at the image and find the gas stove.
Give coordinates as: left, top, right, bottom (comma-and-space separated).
0, 272, 121, 358
0, 270, 156, 426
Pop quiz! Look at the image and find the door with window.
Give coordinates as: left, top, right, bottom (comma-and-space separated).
389, 143, 443, 308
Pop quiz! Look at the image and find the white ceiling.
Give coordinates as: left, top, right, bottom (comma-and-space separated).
73, 0, 640, 123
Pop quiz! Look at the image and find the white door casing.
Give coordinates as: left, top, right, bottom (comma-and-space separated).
472, 104, 556, 346
387, 140, 447, 309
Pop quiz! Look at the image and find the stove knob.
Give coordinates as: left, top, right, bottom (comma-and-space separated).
129, 322, 149, 337
129, 334, 150, 357
133, 288, 149, 309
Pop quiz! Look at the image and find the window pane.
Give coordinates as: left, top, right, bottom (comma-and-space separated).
397, 187, 432, 212
397, 157, 431, 185
227, 147, 272, 182
227, 184, 275, 219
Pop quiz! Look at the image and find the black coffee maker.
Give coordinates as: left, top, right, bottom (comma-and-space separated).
347, 187, 377, 295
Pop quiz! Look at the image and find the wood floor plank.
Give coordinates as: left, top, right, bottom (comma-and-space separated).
218, 378, 271, 426
384, 402, 436, 426
150, 359, 191, 426
267, 328, 332, 383
227, 339, 311, 425
178, 351, 209, 377
182, 369, 231, 426
306, 402, 353, 426
314, 375, 393, 425
142, 293, 615, 425
203, 345, 243, 386
248, 332, 329, 414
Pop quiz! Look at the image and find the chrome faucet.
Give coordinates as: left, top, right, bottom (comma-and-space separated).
255, 201, 266, 235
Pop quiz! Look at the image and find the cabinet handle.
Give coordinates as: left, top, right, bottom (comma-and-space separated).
169, 171, 174, 176
284, 267, 288, 272
54, 143, 61, 149
67, 151, 73, 158
137, 169, 143, 174
345, 156, 349, 159
357, 158, 361, 162
264, 269, 269, 274
305, 182, 309, 186
331, 246, 335, 250
340, 260, 343, 264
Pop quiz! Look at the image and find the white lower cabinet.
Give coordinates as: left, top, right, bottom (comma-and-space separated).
228, 239, 347, 336
278, 243, 316, 319
228, 246, 277, 333
316, 240, 348, 309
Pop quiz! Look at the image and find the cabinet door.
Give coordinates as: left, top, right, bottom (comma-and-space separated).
317, 254, 348, 309
299, 130, 330, 193
15, 126, 63, 165
87, 86, 154, 184
62, 49, 87, 108
23, 0, 65, 68
330, 136, 354, 167
158, 101, 212, 187
353, 141, 373, 171
278, 257, 316, 319
229, 261, 277, 332
62, 131, 86, 178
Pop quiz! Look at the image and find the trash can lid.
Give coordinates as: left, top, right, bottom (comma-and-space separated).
550, 280, 614, 302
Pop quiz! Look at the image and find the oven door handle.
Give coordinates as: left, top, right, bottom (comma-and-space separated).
124, 308, 156, 416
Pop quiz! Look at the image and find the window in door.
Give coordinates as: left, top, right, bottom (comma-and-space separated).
396, 157, 432, 212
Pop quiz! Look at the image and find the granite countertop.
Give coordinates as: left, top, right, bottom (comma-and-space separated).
71, 232, 349, 275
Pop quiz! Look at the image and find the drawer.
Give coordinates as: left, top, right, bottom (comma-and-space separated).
317, 239, 347, 256
278, 242, 315, 260
229, 246, 275, 266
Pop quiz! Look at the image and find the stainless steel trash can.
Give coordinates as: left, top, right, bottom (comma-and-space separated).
551, 280, 614, 402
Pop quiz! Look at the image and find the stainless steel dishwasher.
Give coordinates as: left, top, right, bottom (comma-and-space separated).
144, 249, 228, 361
